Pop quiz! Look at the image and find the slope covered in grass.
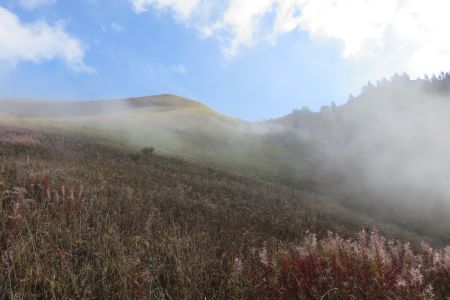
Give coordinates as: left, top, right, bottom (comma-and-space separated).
1, 125, 448, 299
2, 80, 450, 247
0, 94, 306, 183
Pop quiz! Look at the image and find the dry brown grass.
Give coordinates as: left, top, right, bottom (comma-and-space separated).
0, 125, 448, 299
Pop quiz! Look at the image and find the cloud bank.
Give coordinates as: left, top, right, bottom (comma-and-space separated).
130, 0, 450, 79
0, 6, 90, 72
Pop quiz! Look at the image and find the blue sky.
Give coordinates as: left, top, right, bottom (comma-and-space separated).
0, 0, 448, 120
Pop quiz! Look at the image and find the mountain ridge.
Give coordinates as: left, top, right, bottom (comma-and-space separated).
0, 94, 217, 118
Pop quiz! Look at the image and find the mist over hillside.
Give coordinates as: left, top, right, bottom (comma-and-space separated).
270, 74, 450, 243
0, 94, 294, 181
2, 74, 450, 245
2, 74, 450, 298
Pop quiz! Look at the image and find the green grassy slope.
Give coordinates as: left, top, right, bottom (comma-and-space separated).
0, 94, 306, 182
2, 86, 450, 246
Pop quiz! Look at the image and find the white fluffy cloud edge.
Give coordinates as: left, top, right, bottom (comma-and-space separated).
131, 0, 450, 80
0, 6, 91, 72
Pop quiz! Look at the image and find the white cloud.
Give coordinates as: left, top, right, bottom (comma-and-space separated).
0, 6, 91, 72
131, 0, 450, 80
209, 0, 276, 58
295, 0, 450, 78
17, 0, 57, 10
131, 0, 200, 20
170, 64, 187, 75
110, 22, 124, 32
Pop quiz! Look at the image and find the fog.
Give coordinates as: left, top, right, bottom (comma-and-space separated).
270, 77, 450, 241
1, 81, 450, 241
322, 79, 450, 203
3, 83, 450, 209
2, 83, 450, 204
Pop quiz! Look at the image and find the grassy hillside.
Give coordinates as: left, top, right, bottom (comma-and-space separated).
0, 94, 307, 182
0, 125, 449, 299
2, 85, 450, 248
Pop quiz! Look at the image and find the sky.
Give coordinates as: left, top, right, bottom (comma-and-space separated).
0, 0, 450, 121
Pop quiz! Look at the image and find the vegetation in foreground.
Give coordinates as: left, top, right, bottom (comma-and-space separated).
0, 125, 449, 299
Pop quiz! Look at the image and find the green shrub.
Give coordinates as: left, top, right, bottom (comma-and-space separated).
141, 147, 154, 156
131, 147, 155, 162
